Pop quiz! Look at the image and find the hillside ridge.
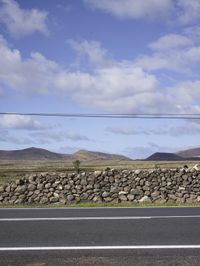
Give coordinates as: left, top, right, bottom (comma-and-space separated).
0, 147, 130, 161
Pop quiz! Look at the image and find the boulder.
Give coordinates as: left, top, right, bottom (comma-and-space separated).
139, 196, 152, 203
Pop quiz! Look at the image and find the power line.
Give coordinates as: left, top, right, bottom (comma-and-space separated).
0, 112, 200, 120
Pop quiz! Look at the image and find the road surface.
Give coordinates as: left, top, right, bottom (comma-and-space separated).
0, 206, 200, 265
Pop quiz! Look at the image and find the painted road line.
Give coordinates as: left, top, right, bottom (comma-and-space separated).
1, 245, 200, 251
1, 215, 200, 221
0, 216, 151, 221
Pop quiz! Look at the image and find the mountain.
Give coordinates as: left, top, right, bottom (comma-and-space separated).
73, 149, 129, 161
0, 147, 131, 161
145, 152, 184, 161
176, 148, 200, 158
0, 147, 70, 160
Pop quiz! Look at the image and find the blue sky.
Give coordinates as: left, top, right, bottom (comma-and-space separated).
0, 0, 200, 158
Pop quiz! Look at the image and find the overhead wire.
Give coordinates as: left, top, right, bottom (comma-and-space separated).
0, 112, 200, 120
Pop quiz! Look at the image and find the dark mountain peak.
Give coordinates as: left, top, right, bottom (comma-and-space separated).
146, 152, 183, 161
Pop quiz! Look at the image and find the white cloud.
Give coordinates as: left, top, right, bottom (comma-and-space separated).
177, 0, 200, 25
30, 131, 90, 142
149, 34, 193, 51
184, 25, 200, 42
108, 122, 200, 137
0, 0, 48, 37
0, 114, 45, 130
107, 127, 141, 135
69, 39, 114, 67
0, 36, 199, 115
0, 36, 159, 113
55, 64, 166, 113
169, 81, 200, 113
84, 0, 200, 26
0, 35, 58, 93
84, 0, 173, 20
136, 34, 200, 74
0, 128, 90, 145
0, 131, 36, 144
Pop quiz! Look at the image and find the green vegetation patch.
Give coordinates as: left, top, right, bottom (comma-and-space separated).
1, 202, 200, 208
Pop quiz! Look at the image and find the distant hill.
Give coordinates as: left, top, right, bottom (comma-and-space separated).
73, 149, 130, 161
0, 147, 131, 161
145, 152, 183, 161
176, 148, 200, 158
0, 147, 70, 160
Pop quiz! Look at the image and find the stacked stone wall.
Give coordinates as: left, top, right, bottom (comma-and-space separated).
1, 168, 200, 205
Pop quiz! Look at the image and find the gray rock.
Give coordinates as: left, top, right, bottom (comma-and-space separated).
59, 198, 67, 204
110, 186, 119, 193
53, 192, 59, 198
119, 191, 128, 195
102, 191, 110, 198
104, 197, 112, 202
45, 183, 51, 189
119, 194, 127, 201
127, 194, 134, 201
37, 184, 44, 190
134, 170, 141, 175
15, 185, 26, 193
94, 171, 102, 177
64, 184, 71, 190
93, 196, 102, 202
40, 197, 49, 204
151, 191, 160, 197
49, 197, 59, 203
143, 186, 150, 191
81, 193, 89, 200
124, 186, 130, 192
28, 184, 36, 191
139, 196, 152, 203
130, 189, 142, 195
176, 198, 185, 204
67, 195, 75, 202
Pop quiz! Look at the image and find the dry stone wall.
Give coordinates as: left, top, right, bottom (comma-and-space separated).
1, 168, 200, 205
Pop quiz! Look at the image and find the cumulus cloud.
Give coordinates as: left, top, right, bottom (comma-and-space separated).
84, 0, 200, 26
169, 81, 200, 113
177, 0, 200, 25
184, 25, 200, 42
136, 34, 200, 74
0, 35, 163, 113
0, 36, 199, 114
0, 114, 46, 130
108, 122, 200, 137
30, 131, 90, 143
149, 34, 193, 51
107, 127, 141, 135
69, 39, 114, 67
84, 0, 173, 20
0, 0, 48, 37
0, 129, 90, 145
56, 65, 165, 113
0, 35, 58, 93
0, 129, 36, 144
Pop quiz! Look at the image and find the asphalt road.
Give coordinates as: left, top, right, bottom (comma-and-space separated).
1, 206, 200, 265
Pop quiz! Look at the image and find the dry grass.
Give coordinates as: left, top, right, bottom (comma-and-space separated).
0, 159, 199, 185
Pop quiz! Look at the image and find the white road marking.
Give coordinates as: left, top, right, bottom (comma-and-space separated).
1, 245, 200, 251
0, 215, 200, 221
